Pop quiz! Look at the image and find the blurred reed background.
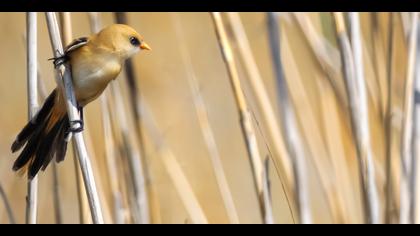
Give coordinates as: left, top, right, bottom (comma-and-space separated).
0, 12, 418, 224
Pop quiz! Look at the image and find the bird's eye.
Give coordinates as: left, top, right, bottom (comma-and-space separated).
129, 36, 140, 46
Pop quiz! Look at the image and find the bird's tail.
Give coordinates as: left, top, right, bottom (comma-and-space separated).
11, 89, 70, 179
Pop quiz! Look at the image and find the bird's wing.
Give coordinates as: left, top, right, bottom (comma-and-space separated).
65, 37, 89, 54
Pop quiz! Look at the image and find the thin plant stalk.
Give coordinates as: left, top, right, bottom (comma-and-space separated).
51, 161, 62, 223
280, 27, 346, 223
413, 16, 420, 223
400, 12, 419, 224
110, 81, 150, 224
262, 158, 274, 224
333, 12, 370, 223
172, 13, 240, 224
349, 12, 380, 224
0, 183, 16, 224
25, 12, 38, 224
59, 12, 90, 224
101, 92, 125, 224
210, 12, 273, 224
45, 12, 104, 224
226, 12, 293, 191
385, 12, 395, 224
141, 101, 208, 224
267, 12, 311, 224
291, 13, 347, 108
59, 12, 72, 45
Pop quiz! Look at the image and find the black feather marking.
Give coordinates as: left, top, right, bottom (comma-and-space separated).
29, 118, 63, 179
55, 116, 70, 163
65, 37, 88, 54
12, 118, 49, 171
11, 90, 57, 152
42, 117, 68, 170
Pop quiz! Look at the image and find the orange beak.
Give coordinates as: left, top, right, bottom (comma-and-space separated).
140, 42, 152, 51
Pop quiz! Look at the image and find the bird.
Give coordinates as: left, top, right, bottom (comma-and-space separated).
11, 24, 151, 179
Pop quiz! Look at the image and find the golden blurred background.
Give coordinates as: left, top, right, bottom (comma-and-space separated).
0, 12, 416, 224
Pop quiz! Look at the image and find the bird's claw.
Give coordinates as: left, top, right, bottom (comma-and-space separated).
69, 120, 84, 133
48, 50, 69, 68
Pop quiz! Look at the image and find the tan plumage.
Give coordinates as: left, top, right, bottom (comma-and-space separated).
11, 24, 150, 179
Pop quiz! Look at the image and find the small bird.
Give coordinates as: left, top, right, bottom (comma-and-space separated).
11, 24, 151, 179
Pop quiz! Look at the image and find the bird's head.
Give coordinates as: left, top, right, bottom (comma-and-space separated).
94, 24, 151, 60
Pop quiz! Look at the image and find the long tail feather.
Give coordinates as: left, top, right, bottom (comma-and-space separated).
12, 89, 70, 179
11, 90, 57, 153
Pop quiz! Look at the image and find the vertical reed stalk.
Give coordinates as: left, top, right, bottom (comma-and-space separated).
51, 162, 62, 224
400, 12, 419, 224
210, 12, 274, 224
267, 12, 312, 224
385, 12, 395, 224
349, 12, 380, 224
25, 11, 38, 224
0, 183, 16, 224
59, 12, 88, 224
413, 16, 420, 223
111, 81, 150, 224
45, 12, 104, 224
141, 101, 208, 224
333, 12, 369, 223
226, 12, 293, 192
172, 13, 240, 224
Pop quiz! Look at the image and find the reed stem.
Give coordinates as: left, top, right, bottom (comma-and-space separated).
25, 11, 38, 224
267, 12, 312, 224
45, 12, 104, 224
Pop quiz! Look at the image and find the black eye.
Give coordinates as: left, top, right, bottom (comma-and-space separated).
129, 36, 140, 46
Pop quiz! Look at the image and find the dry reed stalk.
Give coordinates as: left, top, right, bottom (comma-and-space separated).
172, 13, 240, 224
267, 12, 312, 224
291, 13, 347, 107
261, 158, 274, 224
110, 81, 150, 224
281, 29, 345, 223
385, 12, 395, 224
141, 101, 208, 224
226, 12, 293, 194
0, 183, 16, 224
25, 12, 38, 224
349, 12, 381, 224
58, 12, 90, 224
210, 12, 274, 223
400, 12, 419, 224
100, 92, 125, 224
401, 12, 412, 43
333, 12, 375, 223
414, 19, 420, 223
317, 78, 353, 223
369, 13, 387, 120
45, 12, 104, 224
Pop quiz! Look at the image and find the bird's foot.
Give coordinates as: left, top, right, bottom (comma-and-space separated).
48, 50, 69, 68
69, 119, 84, 133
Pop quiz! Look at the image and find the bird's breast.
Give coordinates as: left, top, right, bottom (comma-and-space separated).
71, 56, 121, 106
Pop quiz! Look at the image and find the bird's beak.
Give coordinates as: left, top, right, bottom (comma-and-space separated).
140, 42, 152, 51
